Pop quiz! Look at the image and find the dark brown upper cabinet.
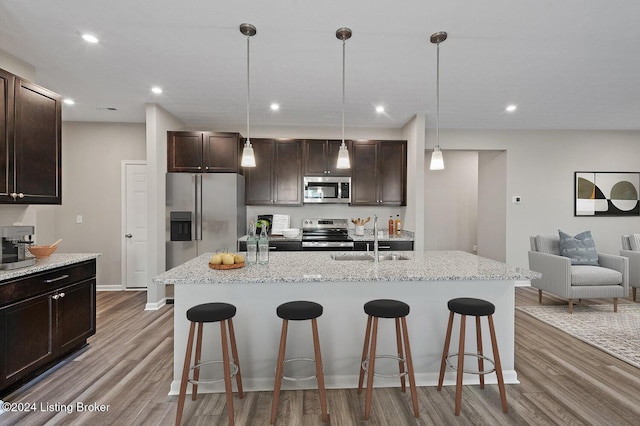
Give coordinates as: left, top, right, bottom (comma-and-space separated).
303, 139, 352, 177
245, 139, 302, 205
351, 140, 407, 206
167, 131, 242, 173
0, 68, 62, 204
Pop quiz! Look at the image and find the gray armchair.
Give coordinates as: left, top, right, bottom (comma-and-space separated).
620, 235, 640, 302
528, 235, 628, 313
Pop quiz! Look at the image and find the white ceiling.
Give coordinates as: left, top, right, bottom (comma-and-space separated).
1, 0, 639, 131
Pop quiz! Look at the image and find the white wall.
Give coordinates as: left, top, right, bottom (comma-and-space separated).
0, 49, 35, 80
424, 150, 479, 251
57, 122, 146, 285
434, 129, 640, 268
403, 114, 426, 250
478, 151, 507, 261
145, 104, 184, 308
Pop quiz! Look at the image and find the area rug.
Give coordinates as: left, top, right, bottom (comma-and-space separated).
517, 304, 640, 369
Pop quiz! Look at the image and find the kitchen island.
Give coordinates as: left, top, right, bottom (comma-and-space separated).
154, 251, 539, 395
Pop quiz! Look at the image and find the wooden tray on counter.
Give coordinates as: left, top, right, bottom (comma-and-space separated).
209, 262, 245, 270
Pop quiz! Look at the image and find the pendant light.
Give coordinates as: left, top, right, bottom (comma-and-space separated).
240, 23, 257, 167
429, 31, 447, 171
336, 27, 352, 169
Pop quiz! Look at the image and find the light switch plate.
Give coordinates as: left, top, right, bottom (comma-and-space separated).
76, 215, 83, 224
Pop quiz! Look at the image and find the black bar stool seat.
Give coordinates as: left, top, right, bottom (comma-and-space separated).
176, 303, 243, 426
437, 297, 508, 416
448, 297, 495, 317
364, 299, 410, 318
271, 301, 328, 424
358, 299, 419, 420
277, 300, 323, 320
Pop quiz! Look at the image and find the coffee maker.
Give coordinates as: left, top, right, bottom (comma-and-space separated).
0, 226, 35, 270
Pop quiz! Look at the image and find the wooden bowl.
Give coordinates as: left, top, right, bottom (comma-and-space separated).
209, 262, 245, 270
28, 245, 57, 259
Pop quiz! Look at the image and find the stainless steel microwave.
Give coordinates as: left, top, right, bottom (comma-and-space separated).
303, 176, 351, 204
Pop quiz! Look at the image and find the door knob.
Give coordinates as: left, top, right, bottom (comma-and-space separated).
125, 234, 133, 238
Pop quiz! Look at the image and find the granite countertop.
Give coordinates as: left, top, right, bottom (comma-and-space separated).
154, 250, 539, 285
0, 253, 101, 282
237, 229, 414, 242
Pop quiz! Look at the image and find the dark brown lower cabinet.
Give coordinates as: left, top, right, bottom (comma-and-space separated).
0, 260, 96, 396
353, 241, 414, 251
238, 240, 302, 252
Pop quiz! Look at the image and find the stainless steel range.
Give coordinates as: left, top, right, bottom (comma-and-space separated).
301, 218, 354, 251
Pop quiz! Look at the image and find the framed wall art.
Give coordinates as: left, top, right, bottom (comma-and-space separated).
575, 171, 640, 216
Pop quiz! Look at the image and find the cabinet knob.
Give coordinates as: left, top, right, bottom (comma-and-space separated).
52, 294, 59, 300
59, 292, 65, 298
125, 234, 133, 238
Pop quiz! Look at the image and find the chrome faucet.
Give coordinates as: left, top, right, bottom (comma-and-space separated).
373, 214, 379, 263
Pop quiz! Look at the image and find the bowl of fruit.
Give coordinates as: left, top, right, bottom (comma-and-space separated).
209, 252, 245, 270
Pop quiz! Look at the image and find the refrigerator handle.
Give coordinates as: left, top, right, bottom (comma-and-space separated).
198, 174, 203, 241
194, 174, 202, 241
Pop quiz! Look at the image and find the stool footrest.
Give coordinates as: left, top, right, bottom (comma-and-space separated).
188, 360, 239, 385
362, 355, 409, 379
279, 357, 324, 382
446, 353, 496, 375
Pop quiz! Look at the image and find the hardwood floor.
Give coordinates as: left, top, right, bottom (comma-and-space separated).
2, 288, 639, 425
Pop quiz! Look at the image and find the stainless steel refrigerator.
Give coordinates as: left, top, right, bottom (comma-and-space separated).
166, 173, 246, 269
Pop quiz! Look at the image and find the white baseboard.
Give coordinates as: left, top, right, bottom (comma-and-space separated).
96, 285, 124, 291
145, 299, 167, 310
167, 370, 519, 395
97, 285, 148, 292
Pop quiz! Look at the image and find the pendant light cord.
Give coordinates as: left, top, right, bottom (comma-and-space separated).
436, 40, 440, 149
246, 35, 251, 141
342, 38, 346, 145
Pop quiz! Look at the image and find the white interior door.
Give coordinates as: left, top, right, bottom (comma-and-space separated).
122, 161, 148, 288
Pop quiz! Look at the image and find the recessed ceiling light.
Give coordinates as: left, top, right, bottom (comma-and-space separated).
506, 104, 517, 112
82, 34, 99, 44
63, 98, 75, 105
151, 86, 163, 94
270, 103, 280, 111
375, 106, 385, 113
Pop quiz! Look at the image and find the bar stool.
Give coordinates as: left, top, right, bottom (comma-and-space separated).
437, 297, 508, 416
357, 299, 419, 420
176, 303, 243, 426
271, 301, 328, 424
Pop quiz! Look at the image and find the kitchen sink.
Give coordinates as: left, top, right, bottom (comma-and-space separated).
331, 253, 375, 261
330, 253, 411, 261
378, 254, 411, 261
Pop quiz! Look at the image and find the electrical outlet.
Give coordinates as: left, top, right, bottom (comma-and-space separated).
76, 215, 83, 224
512, 196, 522, 204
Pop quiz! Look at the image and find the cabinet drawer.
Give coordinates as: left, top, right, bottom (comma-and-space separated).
239, 240, 302, 252
354, 241, 414, 251
0, 260, 96, 307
